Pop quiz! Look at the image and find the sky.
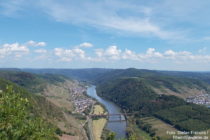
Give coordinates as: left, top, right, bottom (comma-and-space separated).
1, 0, 210, 71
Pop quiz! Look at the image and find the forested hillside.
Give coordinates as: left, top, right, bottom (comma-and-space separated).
0, 70, 67, 93
0, 78, 58, 139
95, 68, 210, 139
19, 68, 210, 98
159, 71, 210, 84
0, 71, 88, 140
95, 68, 210, 99
97, 77, 210, 130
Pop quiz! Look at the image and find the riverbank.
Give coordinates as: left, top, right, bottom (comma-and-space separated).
85, 87, 108, 140
92, 104, 107, 140
86, 85, 126, 139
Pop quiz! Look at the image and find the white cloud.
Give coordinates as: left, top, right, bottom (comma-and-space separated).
129, 48, 163, 61
1, 41, 210, 67
0, 0, 26, 16
0, 42, 29, 58
122, 49, 138, 60
101, 18, 177, 39
54, 48, 72, 62
145, 48, 162, 57
146, 48, 156, 55
164, 50, 176, 56
198, 47, 207, 53
78, 42, 93, 48
2, 0, 210, 41
95, 49, 104, 58
91, 46, 210, 64
0, 40, 47, 59
73, 48, 85, 58
37, 0, 180, 40
94, 47, 162, 61
94, 46, 122, 60
26, 40, 46, 47
163, 49, 186, 59
34, 49, 47, 53
105, 46, 121, 57
1, 41, 210, 70
54, 47, 86, 62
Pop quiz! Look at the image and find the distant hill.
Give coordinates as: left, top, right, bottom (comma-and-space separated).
95, 68, 210, 98
0, 70, 67, 93
21, 68, 113, 82
17, 68, 210, 98
20, 68, 210, 90
159, 70, 210, 84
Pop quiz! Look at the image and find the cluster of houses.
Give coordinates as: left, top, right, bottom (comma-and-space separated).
69, 85, 94, 113
74, 98, 94, 113
69, 86, 86, 100
186, 94, 210, 105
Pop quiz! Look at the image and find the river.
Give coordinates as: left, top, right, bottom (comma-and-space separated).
87, 85, 126, 139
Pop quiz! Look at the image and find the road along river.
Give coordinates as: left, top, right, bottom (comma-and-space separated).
87, 85, 126, 139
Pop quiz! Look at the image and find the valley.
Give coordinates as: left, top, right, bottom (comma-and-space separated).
1, 68, 210, 140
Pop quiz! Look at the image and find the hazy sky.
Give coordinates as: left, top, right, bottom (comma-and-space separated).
1, 0, 210, 71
